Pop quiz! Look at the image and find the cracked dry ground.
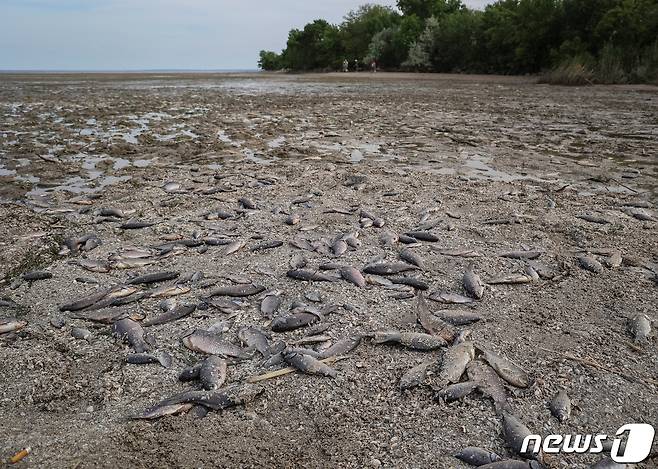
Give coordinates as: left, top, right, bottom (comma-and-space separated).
0, 73, 657, 468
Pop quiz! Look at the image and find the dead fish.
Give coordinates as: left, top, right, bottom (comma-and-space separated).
428, 292, 475, 304
238, 326, 271, 357
628, 314, 651, 342
624, 207, 656, 222
439, 342, 475, 384
576, 213, 612, 224
135, 402, 193, 419
360, 209, 384, 227
126, 351, 173, 368
163, 181, 183, 193
206, 284, 265, 297
363, 262, 418, 276
604, 250, 622, 268
373, 330, 446, 350
340, 266, 366, 288
71, 308, 137, 324
112, 318, 149, 353
148, 285, 190, 298
71, 327, 91, 341
399, 234, 419, 244
287, 269, 337, 282
399, 249, 425, 269
405, 231, 439, 242
120, 219, 155, 230
502, 412, 536, 459
75, 259, 111, 273
549, 390, 571, 422
479, 347, 530, 388
182, 330, 250, 359
499, 251, 542, 260
487, 274, 534, 285
199, 356, 227, 390
416, 294, 457, 343
238, 197, 256, 210
260, 292, 282, 318
289, 253, 307, 270
271, 310, 322, 332
467, 359, 510, 414
389, 276, 429, 290
99, 207, 126, 218
22, 270, 52, 281
399, 360, 436, 390
251, 240, 283, 252
224, 240, 245, 255
379, 231, 399, 245
143, 303, 196, 327
111, 258, 155, 269
454, 447, 502, 466
578, 255, 603, 273
317, 335, 361, 359
0, 318, 28, 334
134, 384, 263, 419
202, 237, 232, 246
435, 248, 483, 258
179, 363, 202, 381
464, 267, 484, 299
284, 351, 337, 378
59, 287, 114, 312
332, 238, 348, 256
128, 271, 179, 285
342, 232, 360, 248
437, 381, 478, 403
436, 310, 482, 326
285, 214, 301, 225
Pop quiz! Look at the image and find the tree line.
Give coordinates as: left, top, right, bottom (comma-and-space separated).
258, 0, 658, 84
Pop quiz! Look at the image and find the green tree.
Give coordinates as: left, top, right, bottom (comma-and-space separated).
340, 5, 400, 63
258, 50, 282, 71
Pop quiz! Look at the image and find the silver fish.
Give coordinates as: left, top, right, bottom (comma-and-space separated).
549, 390, 571, 422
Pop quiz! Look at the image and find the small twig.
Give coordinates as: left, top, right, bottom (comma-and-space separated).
538, 346, 657, 388
246, 356, 347, 383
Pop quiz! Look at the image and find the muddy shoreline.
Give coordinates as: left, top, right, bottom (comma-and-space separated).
0, 73, 656, 468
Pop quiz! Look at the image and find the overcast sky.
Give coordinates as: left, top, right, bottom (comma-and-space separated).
0, 0, 490, 70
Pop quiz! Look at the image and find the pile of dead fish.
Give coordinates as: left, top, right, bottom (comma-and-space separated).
1, 192, 655, 469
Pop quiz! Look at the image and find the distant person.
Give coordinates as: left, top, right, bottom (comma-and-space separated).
342, 59, 349, 73
354, 59, 359, 72
371, 60, 377, 73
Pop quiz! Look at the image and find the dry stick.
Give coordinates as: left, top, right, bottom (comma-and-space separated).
247, 356, 346, 383
538, 346, 658, 388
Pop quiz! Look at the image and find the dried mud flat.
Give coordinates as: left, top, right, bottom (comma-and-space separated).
0, 72, 657, 468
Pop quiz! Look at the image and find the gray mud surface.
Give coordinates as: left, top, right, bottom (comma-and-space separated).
0, 72, 657, 468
